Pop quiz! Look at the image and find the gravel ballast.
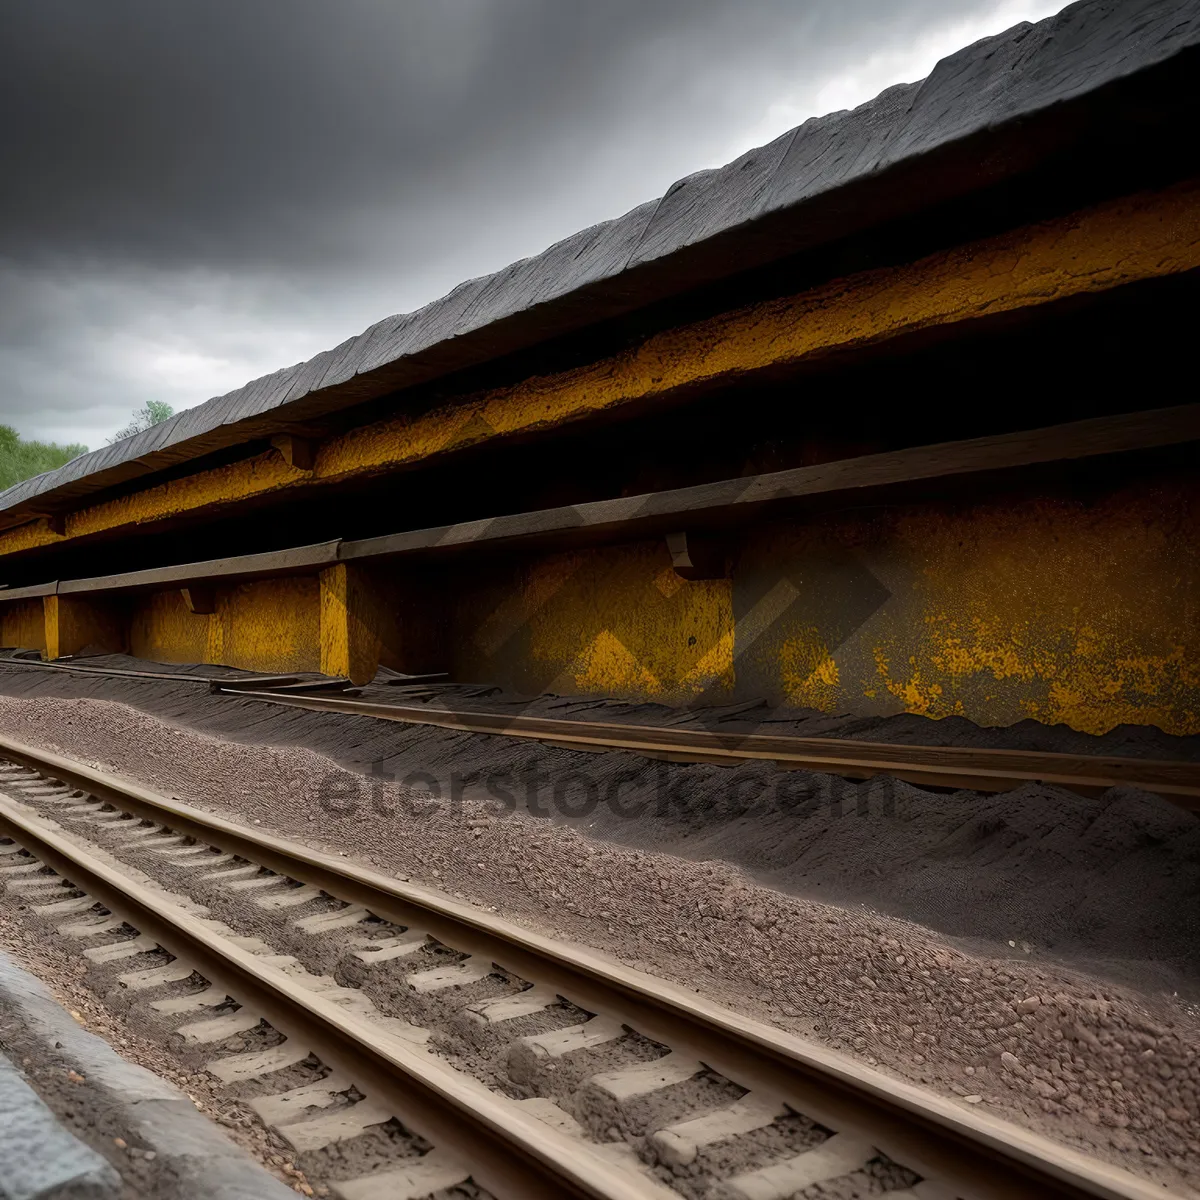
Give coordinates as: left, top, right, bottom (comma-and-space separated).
0, 692, 1198, 1195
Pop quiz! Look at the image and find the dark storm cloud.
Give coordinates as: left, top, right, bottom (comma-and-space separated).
1, 0, 1010, 269
0, 0, 1055, 445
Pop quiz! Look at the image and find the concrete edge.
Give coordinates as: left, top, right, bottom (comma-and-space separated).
0, 948, 296, 1200
0, 1049, 121, 1199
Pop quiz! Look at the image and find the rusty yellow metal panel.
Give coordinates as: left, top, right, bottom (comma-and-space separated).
0, 599, 46, 652
732, 475, 1199, 736
131, 578, 320, 673
453, 540, 735, 704
214, 577, 320, 674
43, 595, 126, 659
450, 475, 1196, 736
2, 180, 1198, 561
129, 590, 209, 664
318, 563, 384, 685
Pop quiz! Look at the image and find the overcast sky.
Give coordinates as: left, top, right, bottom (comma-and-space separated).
1, 0, 1065, 450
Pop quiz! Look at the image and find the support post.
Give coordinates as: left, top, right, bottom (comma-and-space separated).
319, 563, 380, 685
43, 595, 125, 659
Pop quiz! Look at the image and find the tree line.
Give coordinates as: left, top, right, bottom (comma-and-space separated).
0, 401, 174, 492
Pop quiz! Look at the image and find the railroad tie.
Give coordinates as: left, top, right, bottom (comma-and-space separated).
713, 1133, 876, 1200
83, 934, 160, 963
175, 1008, 264, 1044
518, 1015, 626, 1061
0, 861, 47, 876
205, 1040, 312, 1084
57, 915, 124, 939
112, 823, 171, 842
253, 884, 324, 910
221, 871, 283, 892
31, 894, 100, 916
650, 1094, 787, 1168
203, 864, 264, 881
7, 875, 74, 895
137, 833, 188, 849
151, 986, 228, 1014
116, 961, 198, 991
248, 1074, 353, 1124
464, 985, 560, 1025
333, 1150, 471, 1200
59, 800, 106, 815
293, 904, 370, 934
588, 1052, 703, 1102
171, 852, 236, 870
405, 956, 492, 993
275, 1098, 395, 1152
350, 930, 429, 963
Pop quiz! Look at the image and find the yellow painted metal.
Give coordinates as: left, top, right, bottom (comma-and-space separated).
2, 180, 1198, 559
43, 594, 125, 659
129, 589, 209, 663
128, 577, 320, 674
0, 598, 46, 652
38, 467, 1200, 736
451, 475, 1199, 736
453, 540, 736, 706
319, 562, 380, 685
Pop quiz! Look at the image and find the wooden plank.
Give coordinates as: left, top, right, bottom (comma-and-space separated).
341, 404, 1200, 562
0, 581, 58, 604
7, 406, 1197, 603
55, 540, 341, 596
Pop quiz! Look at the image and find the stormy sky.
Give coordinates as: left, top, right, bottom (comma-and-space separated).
1, 0, 1063, 449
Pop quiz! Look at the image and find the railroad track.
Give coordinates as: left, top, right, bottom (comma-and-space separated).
219, 689, 1200, 809
0, 732, 1178, 1200
4, 655, 1198, 806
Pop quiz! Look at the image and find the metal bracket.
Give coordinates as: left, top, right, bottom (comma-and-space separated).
180, 585, 216, 615
665, 531, 727, 580
270, 434, 319, 471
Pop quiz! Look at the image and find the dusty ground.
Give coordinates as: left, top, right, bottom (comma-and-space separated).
0, 693, 1198, 1196
1, 666, 1197, 974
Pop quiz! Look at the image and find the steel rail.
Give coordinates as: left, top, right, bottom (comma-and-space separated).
216, 689, 1200, 809
0, 731, 1179, 1200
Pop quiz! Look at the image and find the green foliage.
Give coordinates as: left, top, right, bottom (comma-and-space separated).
0, 425, 88, 493
108, 399, 175, 444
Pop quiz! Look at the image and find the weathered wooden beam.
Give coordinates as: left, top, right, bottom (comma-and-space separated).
2, 405, 1196, 606
53, 541, 341, 598
343, 403, 1200, 563
0, 582, 59, 604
